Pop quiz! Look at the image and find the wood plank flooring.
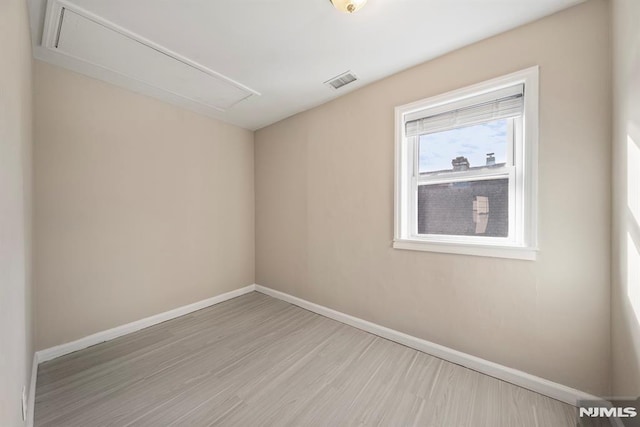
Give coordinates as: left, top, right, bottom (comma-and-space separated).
35, 292, 578, 426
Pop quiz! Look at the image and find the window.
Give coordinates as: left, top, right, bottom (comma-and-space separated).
394, 67, 538, 260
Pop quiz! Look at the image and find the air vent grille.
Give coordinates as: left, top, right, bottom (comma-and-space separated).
325, 71, 358, 90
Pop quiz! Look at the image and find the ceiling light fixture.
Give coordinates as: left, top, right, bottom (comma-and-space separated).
329, 0, 367, 14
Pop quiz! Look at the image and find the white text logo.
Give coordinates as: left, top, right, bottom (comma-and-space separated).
579, 407, 638, 418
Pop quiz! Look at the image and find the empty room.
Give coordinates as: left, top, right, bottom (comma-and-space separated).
2, 0, 639, 425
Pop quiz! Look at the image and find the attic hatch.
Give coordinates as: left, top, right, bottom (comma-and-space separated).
40, 0, 260, 112
325, 71, 358, 90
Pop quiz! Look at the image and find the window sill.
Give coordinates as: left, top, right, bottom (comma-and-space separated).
392, 239, 537, 261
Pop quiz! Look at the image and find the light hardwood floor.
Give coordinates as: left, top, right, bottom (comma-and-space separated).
35, 292, 578, 426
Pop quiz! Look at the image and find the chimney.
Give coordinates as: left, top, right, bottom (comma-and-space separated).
452, 156, 470, 171
486, 153, 496, 166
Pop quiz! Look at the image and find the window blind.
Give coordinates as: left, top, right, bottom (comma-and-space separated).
405, 84, 524, 138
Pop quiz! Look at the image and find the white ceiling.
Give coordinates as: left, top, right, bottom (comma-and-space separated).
28, 0, 584, 130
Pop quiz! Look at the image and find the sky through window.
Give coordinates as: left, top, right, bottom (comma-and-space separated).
418, 119, 508, 173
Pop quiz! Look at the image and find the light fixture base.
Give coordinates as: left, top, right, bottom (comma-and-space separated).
329, 0, 367, 14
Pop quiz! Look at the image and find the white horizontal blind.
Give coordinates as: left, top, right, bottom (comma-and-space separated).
405, 84, 524, 137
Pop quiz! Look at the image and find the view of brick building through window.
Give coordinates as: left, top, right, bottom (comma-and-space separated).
417, 153, 509, 237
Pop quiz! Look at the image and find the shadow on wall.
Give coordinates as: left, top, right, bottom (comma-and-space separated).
624, 44, 640, 388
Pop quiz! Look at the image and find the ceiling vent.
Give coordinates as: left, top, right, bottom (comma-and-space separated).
325, 71, 358, 90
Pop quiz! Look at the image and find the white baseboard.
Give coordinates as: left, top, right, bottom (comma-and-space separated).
254, 284, 599, 407
36, 284, 256, 364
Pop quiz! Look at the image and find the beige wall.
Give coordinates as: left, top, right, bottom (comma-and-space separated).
34, 61, 255, 350
611, 0, 640, 396
0, 0, 33, 424
256, 0, 611, 395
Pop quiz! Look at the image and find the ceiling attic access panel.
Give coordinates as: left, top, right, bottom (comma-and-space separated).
41, 0, 259, 112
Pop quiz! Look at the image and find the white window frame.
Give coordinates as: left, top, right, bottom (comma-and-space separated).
394, 67, 539, 260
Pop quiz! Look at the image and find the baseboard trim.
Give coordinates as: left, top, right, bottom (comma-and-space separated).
254, 284, 599, 407
36, 284, 256, 364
